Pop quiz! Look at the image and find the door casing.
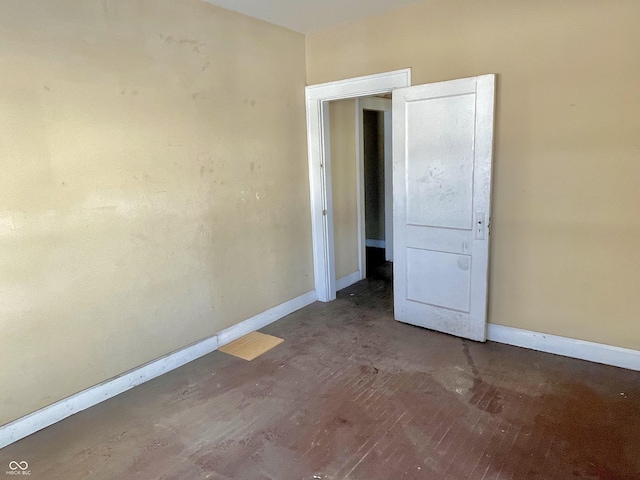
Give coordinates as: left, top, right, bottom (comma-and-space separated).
305, 69, 411, 302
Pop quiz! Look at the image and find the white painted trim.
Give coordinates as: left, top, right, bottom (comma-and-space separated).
321, 101, 337, 302
306, 69, 411, 302
365, 239, 386, 248
336, 271, 361, 291
383, 108, 393, 263
217, 290, 316, 346
487, 324, 640, 371
306, 69, 412, 102
359, 96, 392, 112
0, 290, 316, 450
355, 98, 366, 280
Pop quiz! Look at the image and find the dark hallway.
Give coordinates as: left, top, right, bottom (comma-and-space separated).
365, 246, 391, 282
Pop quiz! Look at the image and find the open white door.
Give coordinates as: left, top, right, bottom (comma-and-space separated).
392, 75, 495, 342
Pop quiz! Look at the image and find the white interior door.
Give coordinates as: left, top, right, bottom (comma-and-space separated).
392, 75, 495, 342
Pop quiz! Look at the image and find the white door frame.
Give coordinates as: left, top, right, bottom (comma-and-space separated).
305, 69, 411, 302
357, 96, 393, 273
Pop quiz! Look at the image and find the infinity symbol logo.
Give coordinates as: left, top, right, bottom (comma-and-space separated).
8, 461, 28, 471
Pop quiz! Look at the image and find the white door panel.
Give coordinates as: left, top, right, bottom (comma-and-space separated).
393, 75, 495, 342
406, 248, 472, 312
405, 94, 476, 230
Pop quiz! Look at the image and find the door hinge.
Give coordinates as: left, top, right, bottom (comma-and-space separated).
322, 209, 327, 216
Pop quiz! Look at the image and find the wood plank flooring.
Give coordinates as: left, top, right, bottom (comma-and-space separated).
1, 273, 639, 479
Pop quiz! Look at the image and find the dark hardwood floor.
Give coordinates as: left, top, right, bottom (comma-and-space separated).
2, 265, 639, 479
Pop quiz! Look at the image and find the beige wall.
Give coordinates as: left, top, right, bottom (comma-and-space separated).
307, 0, 640, 350
0, 0, 312, 425
329, 100, 359, 280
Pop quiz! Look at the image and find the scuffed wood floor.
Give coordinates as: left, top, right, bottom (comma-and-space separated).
2, 273, 639, 479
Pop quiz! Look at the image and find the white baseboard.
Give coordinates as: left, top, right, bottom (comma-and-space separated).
365, 239, 385, 249
336, 271, 362, 291
217, 290, 316, 346
487, 324, 640, 371
0, 290, 316, 450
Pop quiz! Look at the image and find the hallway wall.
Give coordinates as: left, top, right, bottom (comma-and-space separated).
329, 100, 359, 280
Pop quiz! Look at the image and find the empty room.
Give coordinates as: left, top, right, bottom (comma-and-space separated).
1, 0, 639, 479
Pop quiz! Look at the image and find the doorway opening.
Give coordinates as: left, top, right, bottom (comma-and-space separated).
361, 97, 392, 283
364, 104, 390, 280
304, 69, 411, 302
307, 71, 496, 342
327, 94, 393, 292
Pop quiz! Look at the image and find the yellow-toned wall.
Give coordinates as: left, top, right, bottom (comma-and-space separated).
329, 100, 359, 280
0, 0, 311, 425
307, 0, 640, 350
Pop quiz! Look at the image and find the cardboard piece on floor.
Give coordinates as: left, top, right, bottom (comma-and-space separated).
218, 331, 284, 361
